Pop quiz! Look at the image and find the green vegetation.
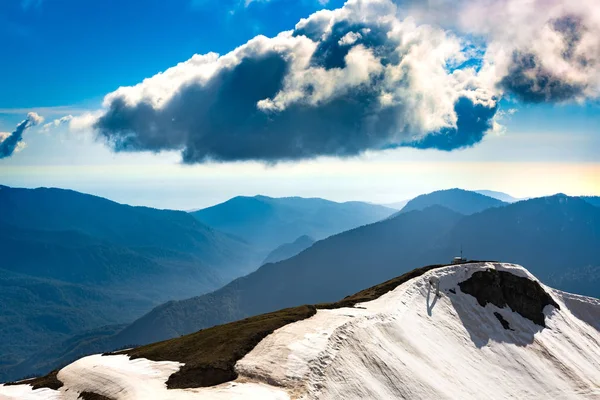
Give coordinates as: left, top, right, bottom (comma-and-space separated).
20, 263, 447, 391
4, 369, 62, 390
318, 264, 446, 309
114, 264, 449, 389
117, 305, 317, 388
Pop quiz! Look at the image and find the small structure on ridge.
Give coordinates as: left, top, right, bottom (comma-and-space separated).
452, 246, 467, 264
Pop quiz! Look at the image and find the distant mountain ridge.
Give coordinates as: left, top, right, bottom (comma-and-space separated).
0, 185, 261, 380
191, 195, 396, 253
263, 235, 315, 264
0, 185, 261, 285
582, 196, 600, 207
85, 194, 600, 357
475, 190, 521, 203
398, 188, 507, 215
381, 200, 409, 210
3, 189, 600, 382
28, 205, 463, 366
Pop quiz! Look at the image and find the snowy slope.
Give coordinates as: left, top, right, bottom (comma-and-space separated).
2, 262, 599, 400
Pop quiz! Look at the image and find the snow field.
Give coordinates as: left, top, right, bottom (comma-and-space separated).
1, 262, 598, 399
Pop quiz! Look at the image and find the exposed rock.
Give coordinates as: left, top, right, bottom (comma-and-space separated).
459, 269, 560, 327
79, 392, 114, 400
493, 312, 513, 330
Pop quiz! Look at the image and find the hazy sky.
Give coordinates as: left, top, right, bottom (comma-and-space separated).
0, 0, 598, 209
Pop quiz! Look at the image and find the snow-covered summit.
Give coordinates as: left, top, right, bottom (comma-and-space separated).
2, 262, 599, 399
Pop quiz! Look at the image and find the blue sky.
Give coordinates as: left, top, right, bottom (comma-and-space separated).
0, 0, 345, 109
0, 0, 598, 209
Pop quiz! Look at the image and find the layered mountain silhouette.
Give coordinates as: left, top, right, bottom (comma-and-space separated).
190, 195, 395, 253
115, 205, 462, 345
0, 185, 261, 378
263, 235, 315, 264
45, 194, 597, 364
2, 205, 461, 380
474, 189, 521, 203
582, 196, 600, 207
3, 190, 600, 382
397, 188, 507, 215
381, 200, 409, 210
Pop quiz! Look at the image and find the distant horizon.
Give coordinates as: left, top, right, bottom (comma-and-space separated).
1, 0, 599, 212
2, 182, 596, 211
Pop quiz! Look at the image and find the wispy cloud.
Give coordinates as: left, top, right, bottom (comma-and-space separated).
39, 111, 102, 133
0, 112, 44, 159
41, 115, 73, 132
244, 0, 270, 7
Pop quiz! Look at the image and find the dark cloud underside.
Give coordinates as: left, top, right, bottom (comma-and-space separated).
96, 13, 499, 163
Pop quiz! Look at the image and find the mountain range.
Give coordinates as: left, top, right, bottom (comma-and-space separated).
190, 195, 396, 254
0, 185, 266, 378
0, 186, 396, 381
397, 188, 507, 215
582, 196, 600, 207
262, 235, 315, 264
381, 199, 410, 209
1, 186, 599, 382
118, 194, 599, 346
9, 191, 598, 382
2, 262, 598, 399
381, 189, 519, 210
474, 189, 522, 203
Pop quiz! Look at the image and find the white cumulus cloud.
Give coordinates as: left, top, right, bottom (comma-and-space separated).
45, 0, 598, 163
